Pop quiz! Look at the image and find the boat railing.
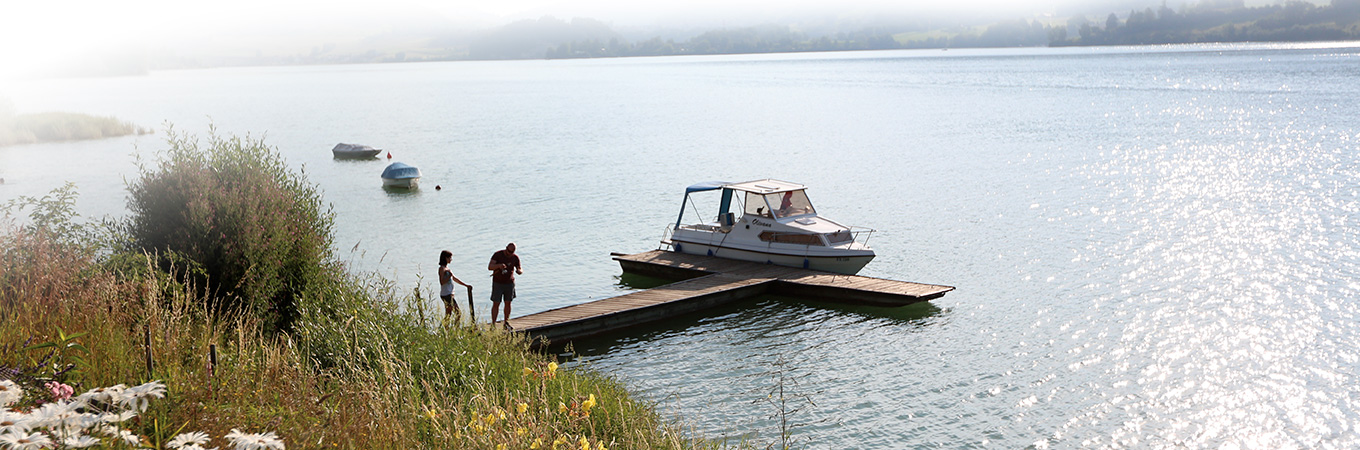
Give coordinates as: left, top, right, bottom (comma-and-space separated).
658, 224, 676, 250
852, 226, 876, 248
826, 226, 875, 248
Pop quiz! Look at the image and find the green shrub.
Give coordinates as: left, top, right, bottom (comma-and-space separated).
124, 128, 335, 332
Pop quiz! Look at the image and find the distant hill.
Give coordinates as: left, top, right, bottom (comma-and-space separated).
43, 0, 1356, 73
1051, 0, 1360, 47
507, 0, 1360, 58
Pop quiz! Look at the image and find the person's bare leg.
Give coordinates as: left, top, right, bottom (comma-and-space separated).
503, 302, 513, 329
491, 301, 501, 324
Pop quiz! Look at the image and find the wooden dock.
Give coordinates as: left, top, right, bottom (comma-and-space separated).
515, 250, 953, 345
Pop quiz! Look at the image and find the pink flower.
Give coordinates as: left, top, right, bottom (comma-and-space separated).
45, 381, 74, 401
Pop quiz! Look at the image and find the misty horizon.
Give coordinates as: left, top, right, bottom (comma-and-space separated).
0, 0, 1338, 79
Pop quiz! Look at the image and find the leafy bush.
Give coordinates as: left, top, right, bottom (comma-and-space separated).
124, 128, 335, 332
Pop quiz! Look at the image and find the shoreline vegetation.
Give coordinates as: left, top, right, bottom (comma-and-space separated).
0, 112, 151, 147
1, 130, 722, 449
541, 0, 1360, 58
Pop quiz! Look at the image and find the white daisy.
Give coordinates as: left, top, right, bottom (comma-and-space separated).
27, 401, 78, 429
0, 381, 21, 407
0, 410, 31, 435
95, 425, 140, 446
118, 382, 166, 412
74, 384, 126, 407
62, 434, 101, 448
168, 431, 211, 449
0, 431, 53, 450
225, 429, 285, 450
95, 410, 137, 424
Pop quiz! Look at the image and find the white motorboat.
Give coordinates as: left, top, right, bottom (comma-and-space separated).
380, 162, 421, 189
332, 143, 382, 159
664, 179, 876, 274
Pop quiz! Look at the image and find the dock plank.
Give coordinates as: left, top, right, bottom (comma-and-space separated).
517, 250, 952, 344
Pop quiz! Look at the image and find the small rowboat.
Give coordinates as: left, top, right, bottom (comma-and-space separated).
381, 162, 421, 189
332, 143, 382, 159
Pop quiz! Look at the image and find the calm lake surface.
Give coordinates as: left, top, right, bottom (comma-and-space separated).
4, 42, 1359, 448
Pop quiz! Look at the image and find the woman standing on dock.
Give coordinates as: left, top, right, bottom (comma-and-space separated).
439, 250, 471, 324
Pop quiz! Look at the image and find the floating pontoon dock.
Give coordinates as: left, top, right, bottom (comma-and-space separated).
515, 250, 953, 345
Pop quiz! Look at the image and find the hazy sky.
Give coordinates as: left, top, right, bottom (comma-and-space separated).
1, 0, 1280, 79
0, 0, 1089, 70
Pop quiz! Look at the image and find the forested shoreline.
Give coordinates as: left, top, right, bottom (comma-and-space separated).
539, 0, 1360, 59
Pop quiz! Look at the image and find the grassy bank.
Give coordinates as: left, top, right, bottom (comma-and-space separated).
1, 130, 715, 449
0, 112, 151, 147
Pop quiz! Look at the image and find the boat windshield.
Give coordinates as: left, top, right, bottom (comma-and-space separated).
744, 190, 815, 218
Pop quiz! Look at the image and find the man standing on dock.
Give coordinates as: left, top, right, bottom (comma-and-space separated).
488, 242, 522, 329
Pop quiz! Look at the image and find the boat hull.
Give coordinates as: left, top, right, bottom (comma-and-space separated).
334, 149, 382, 159
670, 238, 874, 275
382, 177, 419, 189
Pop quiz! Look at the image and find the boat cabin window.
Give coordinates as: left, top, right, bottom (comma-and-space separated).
770, 190, 814, 218
743, 190, 815, 218
744, 192, 772, 217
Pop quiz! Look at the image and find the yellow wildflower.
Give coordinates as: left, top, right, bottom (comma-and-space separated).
547, 362, 559, 377
579, 435, 590, 450
558, 402, 568, 413
583, 394, 597, 410
497, 445, 506, 450
517, 427, 528, 437
531, 439, 542, 449
517, 402, 529, 415
596, 442, 607, 450
484, 412, 498, 425
499, 409, 507, 420
523, 367, 535, 377
552, 436, 567, 450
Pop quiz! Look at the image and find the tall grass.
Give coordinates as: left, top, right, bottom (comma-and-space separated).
1, 223, 704, 449
0, 112, 151, 147
2, 129, 717, 449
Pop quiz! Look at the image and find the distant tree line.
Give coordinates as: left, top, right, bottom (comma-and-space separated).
544, 25, 901, 59
144, 0, 1360, 68
533, 0, 1360, 59
1053, 0, 1360, 46
897, 0, 1360, 49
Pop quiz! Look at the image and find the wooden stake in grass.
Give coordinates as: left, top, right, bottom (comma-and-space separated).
466, 285, 476, 326
144, 328, 154, 378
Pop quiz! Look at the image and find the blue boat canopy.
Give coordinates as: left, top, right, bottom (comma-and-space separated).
381, 162, 421, 179
685, 181, 732, 193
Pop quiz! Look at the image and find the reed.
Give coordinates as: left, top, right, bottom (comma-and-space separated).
0, 112, 150, 147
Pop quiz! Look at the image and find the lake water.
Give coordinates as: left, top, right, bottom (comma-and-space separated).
3, 42, 1359, 448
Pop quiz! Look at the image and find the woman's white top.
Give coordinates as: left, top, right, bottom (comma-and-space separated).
440, 267, 455, 296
